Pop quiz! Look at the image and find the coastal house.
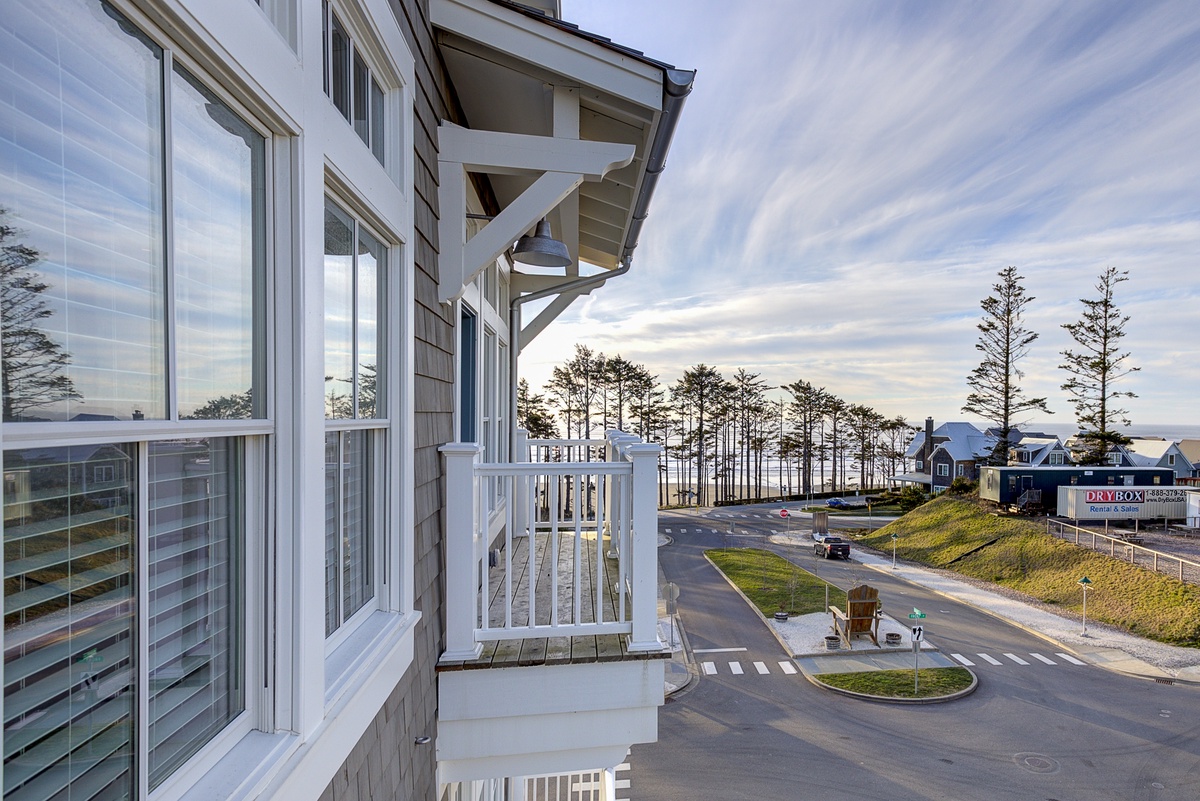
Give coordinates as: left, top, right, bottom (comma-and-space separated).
1124, 437, 1194, 480
0, 2, 691, 801
1003, 432, 1072, 467
892, 418, 995, 492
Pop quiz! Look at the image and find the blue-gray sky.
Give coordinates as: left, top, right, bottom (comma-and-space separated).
520, 0, 1200, 428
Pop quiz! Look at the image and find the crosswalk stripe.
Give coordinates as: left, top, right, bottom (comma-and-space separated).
754, 661, 769, 674
1003, 653, 1031, 665
1030, 653, 1056, 665
729, 661, 744, 675
978, 653, 1003, 665
950, 653, 975, 666
779, 661, 797, 675
1056, 652, 1086, 665
702, 661, 717, 675
664, 528, 672, 533
614, 779, 631, 790
615, 763, 630, 772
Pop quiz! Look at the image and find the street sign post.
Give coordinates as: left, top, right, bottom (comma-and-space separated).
891, 532, 898, 569
908, 608, 926, 619
1078, 576, 1091, 635
911, 625, 924, 691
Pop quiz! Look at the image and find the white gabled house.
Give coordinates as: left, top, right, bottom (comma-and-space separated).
0, 2, 692, 801
1124, 437, 1194, 480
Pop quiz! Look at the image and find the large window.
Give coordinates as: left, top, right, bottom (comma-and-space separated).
4, 438, 247, 798
1, 2, 266, 797
321, 0, 386, 165
323, 198, 386, 639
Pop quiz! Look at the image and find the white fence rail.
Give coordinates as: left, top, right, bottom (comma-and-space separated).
1048, 519, 1200, 584
441, 431, 661, 661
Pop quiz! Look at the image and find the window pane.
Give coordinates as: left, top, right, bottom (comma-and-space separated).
3, 443, 137, 801
147, 438, 244, 787
324, 202, 354, 419
356, 228, 382, 419
459, 309, 476, 442
330, 13, 351, 121
341, 430, 371, 620
352, 53, 370, 146
324, 430, 373, 636
323, 433, 340, 636
1, 0, 167, 422
173, 68, 264, 420
369, 77, 385, 165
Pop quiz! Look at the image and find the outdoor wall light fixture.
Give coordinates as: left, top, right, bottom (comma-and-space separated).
512, 218, 571, 267
414, 736, 431, 746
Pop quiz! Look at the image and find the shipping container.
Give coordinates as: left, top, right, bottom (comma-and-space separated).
1058, 486, 1188, 520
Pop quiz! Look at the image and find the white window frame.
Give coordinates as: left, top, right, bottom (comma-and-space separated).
936, 463, 950, 477
321, 196, 394, 654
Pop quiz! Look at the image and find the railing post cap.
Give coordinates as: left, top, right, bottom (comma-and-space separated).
627, 443, 660, 455
440, 442, 482, 455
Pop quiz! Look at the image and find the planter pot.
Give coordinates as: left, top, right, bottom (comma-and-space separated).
774, 611, 789, 621
824, 635, 841, 650
885, 632, 902, 646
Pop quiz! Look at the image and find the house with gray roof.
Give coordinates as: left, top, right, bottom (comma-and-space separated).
1125, 437, 1194, 480
891, 418, 996, 492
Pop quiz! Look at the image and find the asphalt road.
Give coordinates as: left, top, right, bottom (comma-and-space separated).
631, 505, 1200, 801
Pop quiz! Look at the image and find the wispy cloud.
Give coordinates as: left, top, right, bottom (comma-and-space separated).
534, 1, 1200, 426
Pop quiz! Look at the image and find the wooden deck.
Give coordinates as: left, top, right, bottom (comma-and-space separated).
437, 530, 668, 671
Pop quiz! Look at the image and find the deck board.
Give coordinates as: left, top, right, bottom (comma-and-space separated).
437, 528, 667, 672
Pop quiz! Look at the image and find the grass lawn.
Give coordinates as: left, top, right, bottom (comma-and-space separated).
816, 667, 974, 698
706, 548, 845, 616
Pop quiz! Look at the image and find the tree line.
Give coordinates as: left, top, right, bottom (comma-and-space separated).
518, 347, 914, 507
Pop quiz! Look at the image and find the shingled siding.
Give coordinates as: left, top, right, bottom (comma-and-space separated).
321, 1, 455, 799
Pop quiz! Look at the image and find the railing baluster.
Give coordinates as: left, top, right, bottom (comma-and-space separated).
617, 470, 627, 623
551, 484, 561, 628
574, 488, 583, 625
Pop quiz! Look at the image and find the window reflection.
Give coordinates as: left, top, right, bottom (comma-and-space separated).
172, 67, 264, 420
0, 0, 166, 420
0, 0, 265, 424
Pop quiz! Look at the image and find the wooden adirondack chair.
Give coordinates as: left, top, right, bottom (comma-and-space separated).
829, 584, 881, 648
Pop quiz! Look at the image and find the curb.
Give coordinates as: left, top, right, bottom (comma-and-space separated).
802, 668, 979, 705
701, 552, 798, 657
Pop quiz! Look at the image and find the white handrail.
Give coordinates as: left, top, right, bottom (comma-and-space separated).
442, 432, 663, 656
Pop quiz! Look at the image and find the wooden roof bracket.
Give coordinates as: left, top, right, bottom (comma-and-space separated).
436, 123, 634, 304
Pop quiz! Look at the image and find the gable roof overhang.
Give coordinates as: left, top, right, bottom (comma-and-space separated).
433, 0, 693, 318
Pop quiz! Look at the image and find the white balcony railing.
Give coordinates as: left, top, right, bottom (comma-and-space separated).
441, 431, 662, 662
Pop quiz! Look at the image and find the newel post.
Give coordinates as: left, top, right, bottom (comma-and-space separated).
440, 443, 483, 661
514, 428, 530, 536
626, 442, 663, 651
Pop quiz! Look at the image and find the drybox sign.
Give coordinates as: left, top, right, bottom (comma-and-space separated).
1059, 486, 1188, 520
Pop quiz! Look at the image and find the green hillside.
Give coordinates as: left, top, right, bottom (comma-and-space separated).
858, 495, 1200, 646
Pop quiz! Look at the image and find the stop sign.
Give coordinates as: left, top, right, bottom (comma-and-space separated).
779, 509, 789, 519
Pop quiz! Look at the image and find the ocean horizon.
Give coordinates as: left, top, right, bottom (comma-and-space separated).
1009, 423, 1200, 443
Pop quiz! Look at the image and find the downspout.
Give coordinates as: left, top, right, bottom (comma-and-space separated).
508, 67, 695, 453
